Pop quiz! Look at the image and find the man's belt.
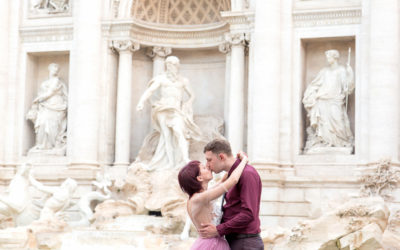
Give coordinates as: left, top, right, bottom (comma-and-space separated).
226, 233, 260, 239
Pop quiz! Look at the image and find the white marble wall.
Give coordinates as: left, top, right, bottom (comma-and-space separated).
1, 0, 400, 232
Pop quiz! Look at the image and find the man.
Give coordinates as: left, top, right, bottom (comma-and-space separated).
200, 139, 264, 250
136, 56, 202, 170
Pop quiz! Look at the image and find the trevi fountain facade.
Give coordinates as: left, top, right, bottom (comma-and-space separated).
0, 0, 400, 249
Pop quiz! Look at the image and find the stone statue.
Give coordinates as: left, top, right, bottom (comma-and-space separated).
302, 49, 354, 154
73, 172, 112, 226
135, 56, 203, 171
27, 63, 68, 156
31, 0, 70, 14
29, 175, 77, 221
0, 164, 33, 227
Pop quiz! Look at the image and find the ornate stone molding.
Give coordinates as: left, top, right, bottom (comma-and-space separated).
293, 8, 362, 28
110, 40, 140, 53
224, 32, 250, 47
146, 46, 172, 59
220, 11, 255, 37
359, 159, 400, 201
20, 24, 73, 43
103, 20, 229, 49
218, 42, 231, 54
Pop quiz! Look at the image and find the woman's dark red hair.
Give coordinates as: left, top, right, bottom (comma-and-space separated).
178, 160, 202, 198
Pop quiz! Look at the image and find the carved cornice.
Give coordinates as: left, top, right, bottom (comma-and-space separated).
103, 20, 230, 49
146, 46, 172, 58
220, 10, 255, 33
110, 40, 140, 53
293, 8, 362, 28
20, 24, 73, 43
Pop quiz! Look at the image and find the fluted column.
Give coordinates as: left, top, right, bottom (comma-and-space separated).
219, 43, 232, 132
368, 0, 399, 161
0, 0, 9, 164
225, 33, 248, 153
68, 0, 103, 166
147, 46, 172, 77
112, 40, 140, 166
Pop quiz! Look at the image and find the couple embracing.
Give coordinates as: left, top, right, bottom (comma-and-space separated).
178, 139, 264, 250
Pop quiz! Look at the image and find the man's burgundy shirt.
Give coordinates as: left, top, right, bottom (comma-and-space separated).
216, 158, 262, 236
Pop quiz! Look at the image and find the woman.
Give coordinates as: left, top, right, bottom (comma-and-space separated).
178, 152, 248, 249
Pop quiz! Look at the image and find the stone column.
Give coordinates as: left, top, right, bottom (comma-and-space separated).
219, 43, 232, 132
225, 33, 248, 153
248, 0, 280, 163
68, 0, 103, 166
147, 46, 172, 77
0, 0, 9, 164
112, 40, 139, 166
368, 0, 399, 161
4, 0, 21, 166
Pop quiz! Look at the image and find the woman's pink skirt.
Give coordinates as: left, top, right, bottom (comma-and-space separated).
191, 237, 230, 250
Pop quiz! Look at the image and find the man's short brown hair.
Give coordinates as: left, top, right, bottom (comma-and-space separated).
203, 139, 232, 156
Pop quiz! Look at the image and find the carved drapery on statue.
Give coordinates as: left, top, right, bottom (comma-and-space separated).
27, 63, 68, 156
134, 56, 204, 171
302, 49, 354, 154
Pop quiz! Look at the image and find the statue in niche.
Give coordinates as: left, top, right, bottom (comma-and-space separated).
303, 49, 354, 154
27, 63, 68, 156
135, 55, 203, 171
31, 0, 70, 14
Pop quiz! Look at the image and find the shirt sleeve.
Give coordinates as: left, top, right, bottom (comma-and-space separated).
216, 171, 259, 236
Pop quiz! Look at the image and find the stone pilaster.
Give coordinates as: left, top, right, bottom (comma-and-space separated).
368, 0, 399, 161
0, 0, 9, 164
68, 0, 103, 166
111, 40, 140, 166
247, 0, 280, 163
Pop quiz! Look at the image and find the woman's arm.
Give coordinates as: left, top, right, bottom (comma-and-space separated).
193, 152, 248, 204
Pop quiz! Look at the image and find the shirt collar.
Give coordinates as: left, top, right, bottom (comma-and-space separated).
228, 158, 241, 176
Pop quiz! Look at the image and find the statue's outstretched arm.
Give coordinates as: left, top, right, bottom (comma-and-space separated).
137, 78, 160, 110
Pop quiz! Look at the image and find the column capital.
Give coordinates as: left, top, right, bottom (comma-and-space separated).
224, 32, 250, 47
146, 46, 172, 59
219, 42, 232, 54
110, 40, 140, 53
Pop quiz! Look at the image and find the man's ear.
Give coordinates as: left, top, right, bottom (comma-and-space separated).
218, 153, 226, 161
